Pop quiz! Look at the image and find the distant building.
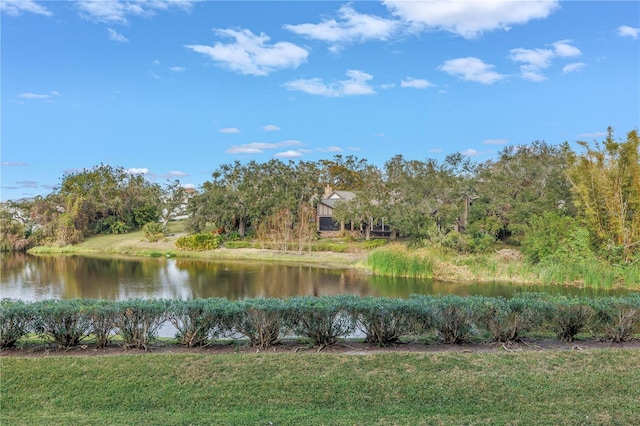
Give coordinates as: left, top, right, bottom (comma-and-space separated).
316, 185, 355, 232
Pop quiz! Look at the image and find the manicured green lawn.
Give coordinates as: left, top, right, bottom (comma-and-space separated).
2, 349, 639, 425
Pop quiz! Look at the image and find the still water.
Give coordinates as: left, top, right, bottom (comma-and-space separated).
1, 252, 632, 301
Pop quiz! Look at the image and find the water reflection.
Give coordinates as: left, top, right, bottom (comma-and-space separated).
0, 252, 633, 302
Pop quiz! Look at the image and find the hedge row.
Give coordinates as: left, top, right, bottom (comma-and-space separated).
1, 294, 639, 350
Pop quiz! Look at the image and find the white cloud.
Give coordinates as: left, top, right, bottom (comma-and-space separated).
226, 140, 302, 154
182, 183, 196, 189
439, 57, 505, 84
1, 161, 28, 166
226, 146, 263, 154
284, 5, 399, 51
285, 69, 376, 97
617, 25, 640, 40
482, 139, 508, 145
17, 92, 51, 100
576, 131, 608, 138
186, 28, 308, 76
562, 62, 585, 74
552, 40, 581, 58
429, 148, 443, 154
168, 171, 188, 177
318, 146, 343, 153
219, 128, 241, 134
170, 66, 186, 72
75, 0, 197, 24
263, 124, 281, 131
384, 0, 558, 39
347, 146, 362, 151
400, 78, 434, 89
15, 180, 39, 188
127, 168, 149, 175
274, 150, 304, 159
1, 0, 52, 17
107, 27, 129, 43
462, 148, 480, 157
509, 40, 582, 81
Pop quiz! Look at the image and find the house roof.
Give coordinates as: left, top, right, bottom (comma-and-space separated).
319, 190, 355, 208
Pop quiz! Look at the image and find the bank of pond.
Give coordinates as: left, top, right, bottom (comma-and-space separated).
2, 295, 639, 351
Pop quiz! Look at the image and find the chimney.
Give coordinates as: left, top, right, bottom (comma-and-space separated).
324, 184, 333, 198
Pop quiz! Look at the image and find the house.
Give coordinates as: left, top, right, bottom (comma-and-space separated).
316, 185, 355, 232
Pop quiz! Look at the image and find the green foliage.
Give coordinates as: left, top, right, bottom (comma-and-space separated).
116, 299, 171, 350
143, 222, 168, 243
169, 298, 236, 347
427, 295, 482, 344
175, 233, 221, 251
473, 141, 575, 243
548, 296, 595, 342
568, 128, 640, 263
347, 297, 426, 346
31, 299, 95, 347
477, 295, 549, 343
223, 240, 257, 249
365, 243, 435, 278
0, 299, 33, 348
85, 299, 119, 348
590, 296, 640, 343
234, 298, 287, 348
285, 295, 356, 347
2, 295, 640, 350
523, 212, 595, 264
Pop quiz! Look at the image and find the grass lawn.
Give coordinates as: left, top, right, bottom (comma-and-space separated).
2, 349, 639, 425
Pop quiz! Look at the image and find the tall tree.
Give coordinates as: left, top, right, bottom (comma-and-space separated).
471, 141, 574, 242
568, 128, 640, 263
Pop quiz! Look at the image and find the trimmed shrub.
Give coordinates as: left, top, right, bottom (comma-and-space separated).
429, 295, 481, 344
85, 299, 119, 348
143, 222, 168, 243
348, 297, 424, 346
176, 234, 222, 251
0, 299, 33, 348
234, 298, 287, 348
31, 299, 95, 348
478, 295, 549, 343
116, 299, 170, 350
169, 298, 235, 347
285, 295, 356, 347
591, 296, 640, 343
549, 296, 595, 342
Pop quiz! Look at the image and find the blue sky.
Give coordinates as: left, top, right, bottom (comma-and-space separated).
1, 0, 639, 201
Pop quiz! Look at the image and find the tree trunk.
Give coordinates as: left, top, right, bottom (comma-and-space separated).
238, 217, 246, 238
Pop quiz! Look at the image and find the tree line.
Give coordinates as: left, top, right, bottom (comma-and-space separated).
1, 128, 638, 266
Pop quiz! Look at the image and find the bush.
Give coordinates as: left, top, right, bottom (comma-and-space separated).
116, 299, 170, 350
31, 299, 95, 348
347, 297, 424, 346
176, 234, 222, 251
233, 298, 287, 348
285, 296, 356, 347
169, 298, 235, 347
85, 300, 119, 348
591, 296, 640, 343
429, 295, 481, 344
477, 295, 549, 343
143, 222, 168, 243
223, 240, 256, 249
549, 296, 595, 342
0, 299, 33, 348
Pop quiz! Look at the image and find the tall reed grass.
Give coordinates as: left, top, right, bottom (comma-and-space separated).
364, 243, 640, 289
364, 243, 435, 279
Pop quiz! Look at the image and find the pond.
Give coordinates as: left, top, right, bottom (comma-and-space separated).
1, 252, 632, 302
